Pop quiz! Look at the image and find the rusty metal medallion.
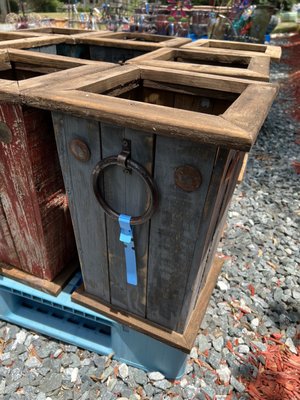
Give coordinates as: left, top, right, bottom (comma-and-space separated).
0, 122, 12, 144
174, 165, 202, 192
69, 139, 91, 162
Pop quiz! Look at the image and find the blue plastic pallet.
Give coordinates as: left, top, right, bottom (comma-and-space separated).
0, 272, 187, 379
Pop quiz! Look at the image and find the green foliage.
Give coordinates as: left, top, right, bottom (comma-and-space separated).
28, 0, 60, 12
9, 0, 19, 13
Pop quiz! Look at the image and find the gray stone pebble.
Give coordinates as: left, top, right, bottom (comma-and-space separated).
0, 56, 298, 399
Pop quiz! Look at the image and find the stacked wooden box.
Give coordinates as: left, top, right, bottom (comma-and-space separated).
0, 33, 281, 348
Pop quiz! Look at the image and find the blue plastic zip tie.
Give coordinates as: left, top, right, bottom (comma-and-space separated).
118, 214, 137, 286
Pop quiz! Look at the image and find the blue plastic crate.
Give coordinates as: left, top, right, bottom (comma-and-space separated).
0, 272, 187, 379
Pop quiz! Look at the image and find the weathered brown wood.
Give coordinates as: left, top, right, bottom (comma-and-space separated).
0, 32, 45, 40
76, 32, 191, 50
0, 35, 68, 50
23, 88, 252, 150
0, 260, 78, 296
182, 40, 281, 62
71, 256, 224, 352
222, 84, 278, 144
129, 48, 270, 81
237, 153, 249, 183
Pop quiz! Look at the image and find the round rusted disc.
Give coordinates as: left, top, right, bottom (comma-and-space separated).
69, 139, 91, 162
174, 165, 202, 192
0, 122, 12, 144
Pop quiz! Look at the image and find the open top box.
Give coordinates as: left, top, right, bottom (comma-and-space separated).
76, 32, 191, 51
18, 65, 278, 350
22, 64, 278, 151
182, 39, 282, 62
127, 47, 270, 81
0, 48, 116, 100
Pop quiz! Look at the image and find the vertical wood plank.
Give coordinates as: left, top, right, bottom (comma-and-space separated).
52, 112, 110, 301
101, 123, 154, 316
0, 199, 19, 267
146, 135, 217, 331
0, 103, 47, 277
177, 147, 232, 330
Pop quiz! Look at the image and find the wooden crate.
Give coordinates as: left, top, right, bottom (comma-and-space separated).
182, 39, 282, 62
75, 32, 191, 64
127, 47, 270, 81
0, 51, 116, 290
20, 66, 278, 349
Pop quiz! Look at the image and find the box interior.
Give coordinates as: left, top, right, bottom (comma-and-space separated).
171, 53, 250, 69
100, 33, 172, 43
202, 41, 267, 53
98, 77, 239, 116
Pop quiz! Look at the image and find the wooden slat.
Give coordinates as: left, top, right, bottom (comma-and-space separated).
136, 59, 268, 81
176, 147, 231, 331
127, 48, 176, 64
0, 200, 19, 267
181, 43, 281, 62
222, 84, 279, 144
100, 124, 154, 316
52, 112, 110, 302
0, 260, 78, 296
237, 153, 249, 183
71, 255, 224, 352
0, 35, 68, 50
146, 136, 216, 331
23, 88, 252, 150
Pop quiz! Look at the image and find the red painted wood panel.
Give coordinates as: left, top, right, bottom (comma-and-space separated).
0, 103, 76, 280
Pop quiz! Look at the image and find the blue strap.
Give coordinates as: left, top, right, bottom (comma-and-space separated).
118, 214, 137, 286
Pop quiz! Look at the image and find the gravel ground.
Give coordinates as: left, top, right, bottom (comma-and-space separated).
0, 43, 299, 399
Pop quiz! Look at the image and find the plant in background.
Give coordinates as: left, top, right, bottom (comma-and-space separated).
167, 0, 192, 17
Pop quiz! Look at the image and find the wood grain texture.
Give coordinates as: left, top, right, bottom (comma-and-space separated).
52, 112, 110, 302
0, 260, 78, 296
182, 39, 281, 61
0, 35, 68, 50
176, 147, 231, 331
222, 84, 279, 144
0, 200, 19, 267
0, 103, 75, 280
100, 124, 154, 316
23, 88, 252, 150
129, 49, 270, 81
71, 255, 224, 351
146, 136, 216, 331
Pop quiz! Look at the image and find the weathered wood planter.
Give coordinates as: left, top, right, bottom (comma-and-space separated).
0, 34, 68, 54
127, 47, 270, 81
182, 39, 282, 61
0, 50, 115, 293
75, 32, 191, 63
22, 65, 278, 349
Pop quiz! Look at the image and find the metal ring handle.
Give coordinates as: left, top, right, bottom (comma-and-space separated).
92, 156, 158, 225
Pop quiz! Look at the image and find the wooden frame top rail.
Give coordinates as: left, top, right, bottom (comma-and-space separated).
182, 39, 282, 61
76, 32, 191, 50
14, 65, 278, 151
0, 35, 70, 50
127, 47, 270, 82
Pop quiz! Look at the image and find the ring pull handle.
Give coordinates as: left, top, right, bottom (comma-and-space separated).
92, 139, 159, 226
92, 139, 159, 286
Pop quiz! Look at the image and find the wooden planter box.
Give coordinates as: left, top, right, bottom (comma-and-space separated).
182, 39, 282, 61
22, 66, 278, 349
127, 47, 270, 81
0, 50, 116, 292
75, 32, 191, 63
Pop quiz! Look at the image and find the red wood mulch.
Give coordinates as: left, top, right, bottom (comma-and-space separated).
243, 340, 300, 400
